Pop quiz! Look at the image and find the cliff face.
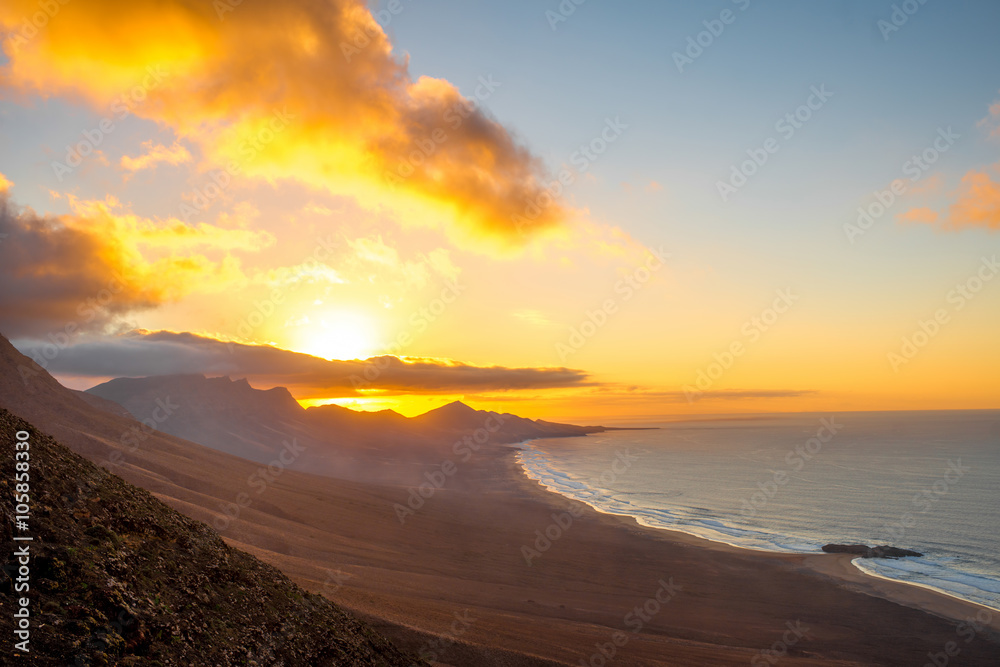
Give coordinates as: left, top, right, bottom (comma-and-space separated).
0, 408, 418, 667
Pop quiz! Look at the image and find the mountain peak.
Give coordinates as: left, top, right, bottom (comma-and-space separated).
441, 400, 474, 412
410, 400, 483, 429
421, 400, 478, 418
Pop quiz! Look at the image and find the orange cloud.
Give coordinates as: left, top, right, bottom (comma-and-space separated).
978, 93, 1000, 139
906, 172, 943, 196
0, 188, 272, 337
0, 0, 567, 249
897, 207, 939, 225
945, 168, 1000, 231
120, 140, 191, 174
897, 166, 1000, 232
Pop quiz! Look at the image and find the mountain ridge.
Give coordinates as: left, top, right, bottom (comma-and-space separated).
81, 373, 613, 483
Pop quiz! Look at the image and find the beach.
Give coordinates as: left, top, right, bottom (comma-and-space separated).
207, 444, 1000, 665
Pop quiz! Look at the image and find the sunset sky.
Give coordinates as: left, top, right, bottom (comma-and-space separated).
1, 0, 998, 420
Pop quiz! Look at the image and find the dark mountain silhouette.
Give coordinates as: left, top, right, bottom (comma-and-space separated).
84, 374, 610, 484
73, 389, 135, 419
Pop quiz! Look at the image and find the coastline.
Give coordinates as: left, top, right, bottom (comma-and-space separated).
5, 334, 999, 664
508, 440, 1000, 632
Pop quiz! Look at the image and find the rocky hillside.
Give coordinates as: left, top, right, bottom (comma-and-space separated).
0, 407, 419, 667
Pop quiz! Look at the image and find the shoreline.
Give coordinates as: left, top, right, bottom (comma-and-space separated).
509, 439, 1000, 631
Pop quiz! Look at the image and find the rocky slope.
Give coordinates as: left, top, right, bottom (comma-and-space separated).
0, 407, 419, 666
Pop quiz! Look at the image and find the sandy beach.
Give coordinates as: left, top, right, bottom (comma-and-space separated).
210, 443, 1000, 666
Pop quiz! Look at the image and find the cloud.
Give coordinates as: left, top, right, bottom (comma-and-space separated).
898, 166, 1000, 232
906, 172, 943, 196
897, 207, 939, 225
625, 388, 817, 403
0, 188, 273, 337
120, 140, 191, 175
978, 93, 1000, 139
944, 168, 1000, 231
899, 96, 1000, 231
338, 235, 461, 305
0, 0, 568, 249
14, 330, 592, 397
677, 389, 816, 401
512, 309, 554, 327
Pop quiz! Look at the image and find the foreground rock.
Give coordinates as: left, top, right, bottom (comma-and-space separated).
822, 544, 923, 559
0, 408, 419, 666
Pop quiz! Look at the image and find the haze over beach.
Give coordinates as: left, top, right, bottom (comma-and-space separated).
1, 1, 999, 665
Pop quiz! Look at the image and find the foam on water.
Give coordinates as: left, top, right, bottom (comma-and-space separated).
854, 557, 1000, 612
515, 443, 823, 554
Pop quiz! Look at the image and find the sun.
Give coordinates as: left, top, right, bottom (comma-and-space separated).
298, 309, 378, 361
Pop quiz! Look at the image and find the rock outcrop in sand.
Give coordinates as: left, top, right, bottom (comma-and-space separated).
822, 543, 923, 558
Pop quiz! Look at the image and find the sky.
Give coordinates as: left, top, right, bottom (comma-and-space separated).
1, 0, 998, 420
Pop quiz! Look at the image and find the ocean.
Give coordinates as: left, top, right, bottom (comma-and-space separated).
514, 410, 1000, 611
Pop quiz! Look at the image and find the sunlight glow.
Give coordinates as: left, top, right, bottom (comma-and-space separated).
296, 309, 378, 361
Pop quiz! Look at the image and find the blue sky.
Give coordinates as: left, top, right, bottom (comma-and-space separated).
385, 0, 1000, 323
